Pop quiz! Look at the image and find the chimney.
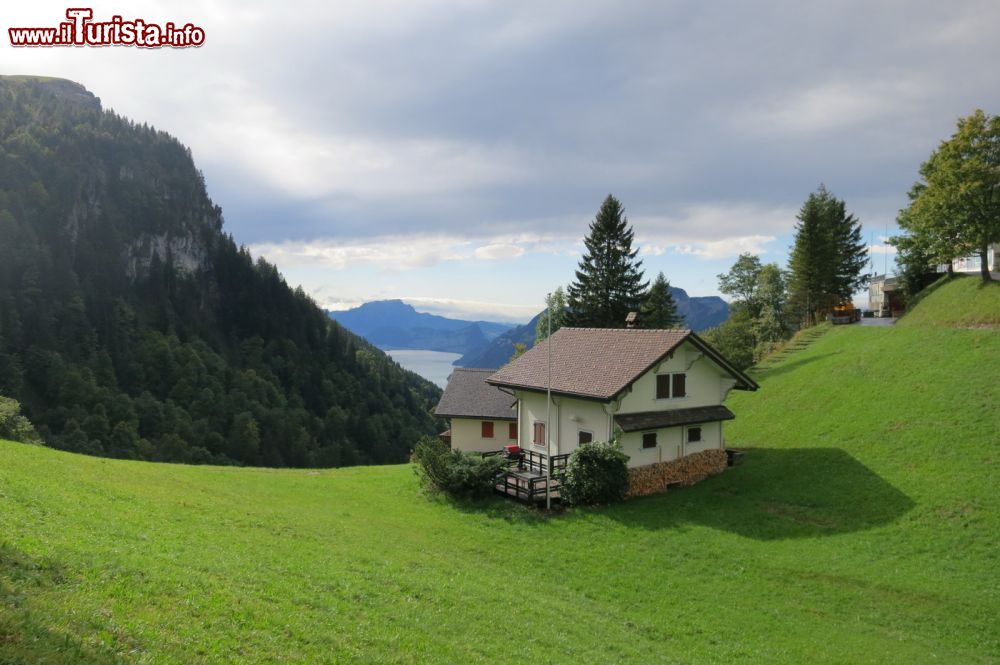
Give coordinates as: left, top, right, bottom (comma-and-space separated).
625, 311, 638, 328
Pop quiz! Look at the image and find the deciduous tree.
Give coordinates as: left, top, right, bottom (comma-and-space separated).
535, 287, 568, 342
895, 110, 1000, 283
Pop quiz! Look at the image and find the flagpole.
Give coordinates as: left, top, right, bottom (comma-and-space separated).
545, 294, 552, 511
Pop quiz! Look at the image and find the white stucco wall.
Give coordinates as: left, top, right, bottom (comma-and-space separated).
515, 390, 612, 457
449, 417, 517, 453
620, 421, 723, 467
618, 341, 729, 414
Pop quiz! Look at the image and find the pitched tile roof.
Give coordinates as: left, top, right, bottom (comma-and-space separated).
614, 405, 736, 433
434, 368, 517, 420
486, 327, 691, 400
486, 327, 757, 400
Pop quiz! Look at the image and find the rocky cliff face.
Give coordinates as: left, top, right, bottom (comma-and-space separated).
3, 77, 219, 281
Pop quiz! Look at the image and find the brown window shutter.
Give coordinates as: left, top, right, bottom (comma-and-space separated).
672, 373, 686, 398
656, 374, 670, 399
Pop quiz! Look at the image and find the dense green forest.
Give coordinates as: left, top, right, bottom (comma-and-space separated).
0, 76, 441, 467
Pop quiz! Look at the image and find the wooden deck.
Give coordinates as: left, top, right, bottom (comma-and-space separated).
485, 450, 569, 504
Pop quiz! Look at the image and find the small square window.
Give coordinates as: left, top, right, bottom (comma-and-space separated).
481, 421, 494, 438
578, 430, 593, 445
642, 432, 657, 449
508, 422, 518, 440
688, 427, 702, 443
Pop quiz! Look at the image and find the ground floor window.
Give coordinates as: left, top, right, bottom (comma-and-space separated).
687, 426, 702, 443
642, 432, 657, 449
532, 421, 545, 446
481, 421, 494, 438
578, 430, 593, 445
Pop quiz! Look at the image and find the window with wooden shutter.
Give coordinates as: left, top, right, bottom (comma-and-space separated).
533, 422, 545, 446
508, 422, 517, 440
672, 373, 686, 398
656, 372, 687, 399
481, 421, 494, 438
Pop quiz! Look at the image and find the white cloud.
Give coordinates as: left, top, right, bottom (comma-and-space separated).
674, 235, 777, 259
739, 77, 928, 136
474, 243, 525, 260
399, 297, 538, 322
249, 235, 473, 270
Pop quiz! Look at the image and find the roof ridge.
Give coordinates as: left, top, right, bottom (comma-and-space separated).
556, 326, 692, 333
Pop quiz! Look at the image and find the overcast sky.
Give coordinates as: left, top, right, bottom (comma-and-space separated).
5, 1, 999, 321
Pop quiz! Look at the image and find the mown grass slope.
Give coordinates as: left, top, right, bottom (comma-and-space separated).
1, 292, 998, 663
897, 274, 1000, 328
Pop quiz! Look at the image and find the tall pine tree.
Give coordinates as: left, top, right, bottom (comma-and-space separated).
639, 273, 682, 328
567, 195, 648, 327
788, 185, 868, 326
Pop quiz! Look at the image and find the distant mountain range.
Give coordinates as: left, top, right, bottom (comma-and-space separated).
455, 286, 728, 368
332, 287, 729, 370
328, 300, 514, 355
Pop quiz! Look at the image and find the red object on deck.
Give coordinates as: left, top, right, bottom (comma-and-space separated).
505, 444, 521, 455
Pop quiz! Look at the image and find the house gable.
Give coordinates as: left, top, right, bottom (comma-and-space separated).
486, 327, 756, 401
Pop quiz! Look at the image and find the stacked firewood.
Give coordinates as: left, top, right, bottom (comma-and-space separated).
626, 449, 727, 499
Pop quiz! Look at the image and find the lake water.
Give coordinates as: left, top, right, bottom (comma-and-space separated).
384, 349, 462, 388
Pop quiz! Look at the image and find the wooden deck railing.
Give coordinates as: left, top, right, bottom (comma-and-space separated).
484, 449, 570, 503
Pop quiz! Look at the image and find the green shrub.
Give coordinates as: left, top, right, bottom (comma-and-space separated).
412, 436, 508, 499
0, 396, 41, 444
561, 440, 629, 505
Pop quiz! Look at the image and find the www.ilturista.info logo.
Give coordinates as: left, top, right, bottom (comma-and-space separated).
9, 8, 205, 48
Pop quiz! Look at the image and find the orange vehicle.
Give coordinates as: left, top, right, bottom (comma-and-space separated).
831, 302, 861, 324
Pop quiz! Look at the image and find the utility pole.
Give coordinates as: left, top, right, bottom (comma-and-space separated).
545, 293, 552, 511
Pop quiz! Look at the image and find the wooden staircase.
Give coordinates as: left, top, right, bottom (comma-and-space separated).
750, 324, 831, 374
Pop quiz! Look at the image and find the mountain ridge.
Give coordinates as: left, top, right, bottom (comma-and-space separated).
329, 300, 513, 355
0, 75, 440, 467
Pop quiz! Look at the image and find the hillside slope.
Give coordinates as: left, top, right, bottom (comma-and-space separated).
1, 283, 997, 663
0, 75, 440, 467
896, 274, 1000, 328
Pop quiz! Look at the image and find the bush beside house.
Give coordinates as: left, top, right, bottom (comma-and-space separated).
561, 441, 630, 506
412, 436, 508, 498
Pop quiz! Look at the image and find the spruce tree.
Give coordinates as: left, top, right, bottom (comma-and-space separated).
567, 195, 648, 327
788, 185, 868, 326
640, 272, 683, 328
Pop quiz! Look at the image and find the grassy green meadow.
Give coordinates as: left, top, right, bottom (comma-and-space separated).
1, 280, 998, 663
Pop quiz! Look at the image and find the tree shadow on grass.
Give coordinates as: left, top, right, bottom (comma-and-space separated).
423, 491, 551, 526
0, 544, 124, 664
602, 447, 915, 540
